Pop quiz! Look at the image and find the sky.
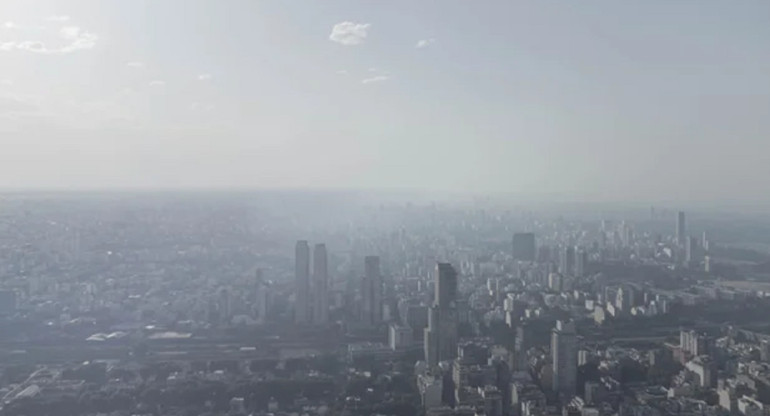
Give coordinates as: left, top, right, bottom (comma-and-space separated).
0, 1, 769, 203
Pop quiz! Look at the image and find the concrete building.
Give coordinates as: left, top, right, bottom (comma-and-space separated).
513, 233, 536, 262
552, 320, 578, 400
425, 263, 459, 367
575, 249, 588, 277
389, 323, 413, 350
418, 373, 444, 411
677, 211, 686, 246
615, 286, 635, 313
685, 236, 697, 265
685, 356, 716, 387
361, 256, 383, 325
313, 243, 329, 324
560, 246, 576, 276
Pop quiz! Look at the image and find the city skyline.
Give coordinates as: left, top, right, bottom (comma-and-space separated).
0, 190, 769, 414
3, 1, 770, 412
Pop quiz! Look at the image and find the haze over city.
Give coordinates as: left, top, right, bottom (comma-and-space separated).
5, 3, 770, 416
1, 1, 769, 203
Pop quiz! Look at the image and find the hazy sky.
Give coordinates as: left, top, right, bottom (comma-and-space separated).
1, 1, 769, 201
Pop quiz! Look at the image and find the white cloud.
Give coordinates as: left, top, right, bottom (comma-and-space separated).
361, 75, 390, 84
45, 15, 70, 22
0, 24, 98, 54
59, 26, 98, 53
18, 41, 47, 53
415, 38, 436, 49
149, 80, 166, 87
197, 74, 213, 81
2, 21, 45, 31
335, 70, 349, 76
329, 21, 370, 46
127, 61, 145, 69
60, 26, 81, 38
0, 79, 13, 86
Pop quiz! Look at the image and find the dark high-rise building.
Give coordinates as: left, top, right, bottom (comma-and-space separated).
677, 211, 686, 246
552, 320, 578, 400
575, 249, 588, 277
294, 240, 310, 324
685, 236, 696, 265
434, 263, 458, 308
424, 263, 459, 366
313, 244, 329, 324
512, 233, 536, 262
560, 246, 576, 276
362, 256, 383, 325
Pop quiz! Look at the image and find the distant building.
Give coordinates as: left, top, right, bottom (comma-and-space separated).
761, 340, 770, 362
686, 356, 716, 387
295, 240, 311, 324
615, 285, 636, 313
481, 385, 504, 416
425, 263, 459, 367
685, 236, 697, 265
552, 320, 578, 400
548, 273, 563, 292
512, 233, 536, 262
575, 249, 588, 277
677, 211, 686, 246
560, 246, 576, 276
680, 329, 713, 357
389, 323, 413, 350
361, 256, 383, 325
313, 244, 329, 324
418, 373, 444, 411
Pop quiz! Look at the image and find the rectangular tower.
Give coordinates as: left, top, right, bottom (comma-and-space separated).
677, 211, 686, 246
424, 263, 459, 366
552, 320, 577, 400
512, 233, 536, 262
362, 256, 382, 325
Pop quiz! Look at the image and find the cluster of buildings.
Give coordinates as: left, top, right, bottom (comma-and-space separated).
3, 195, 770, 416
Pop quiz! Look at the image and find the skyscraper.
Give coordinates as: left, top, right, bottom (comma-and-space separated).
551, 320, 578, 400
575, 249, 588, 277
512, 233, 536, 262
685, 236, 696, 265
362, 256, 383, 325
294, 240, 310, 324
677, 211, 686, 246
560, 246, 576, 276
434, 263, 458, 308
424, 263, 459, 367
313, 244, 329, 324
